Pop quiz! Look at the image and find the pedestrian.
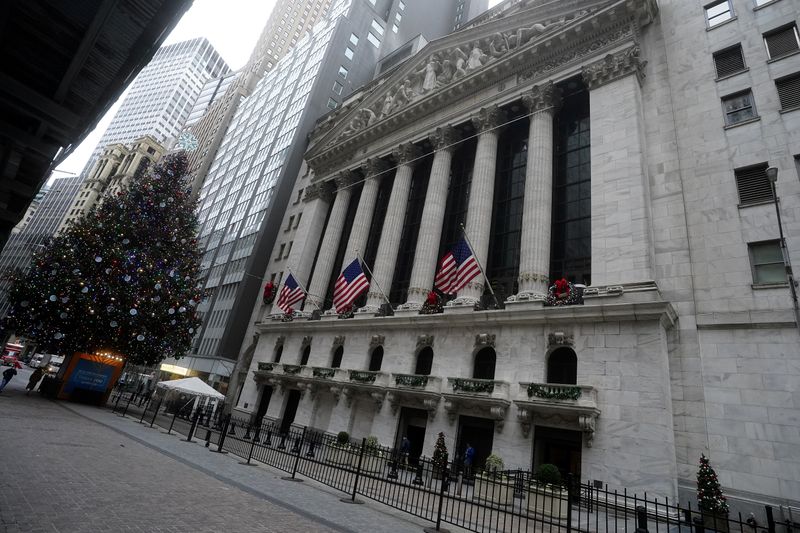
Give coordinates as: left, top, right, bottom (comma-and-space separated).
400, 435, 411, 467
464, 443, 475, 478
0, 366, 17, 392
26, 367, 44, 394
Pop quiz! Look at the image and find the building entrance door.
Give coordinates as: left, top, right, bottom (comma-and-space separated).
456, 415, 495, 469
254, 385, 272, 422
280, 389, 301, 434
396, 407, 427, 465
532, 426, 582, 480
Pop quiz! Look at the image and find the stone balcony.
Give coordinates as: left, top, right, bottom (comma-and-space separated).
442, 377, 511, 432
514, 382, 600, 446
386, 374, 443, 420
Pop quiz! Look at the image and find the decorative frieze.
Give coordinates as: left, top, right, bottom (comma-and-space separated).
547, 332, 574, 347
303, 181, 335, 203
581, 45, 646, 90
416, 334, 434, 349
474, 333, 496, 348
369, 334, 385, 348
332, 335, 345, 348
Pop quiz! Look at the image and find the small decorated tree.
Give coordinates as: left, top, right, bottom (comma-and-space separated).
432, 432, 448, 470
697, 454, 729, 516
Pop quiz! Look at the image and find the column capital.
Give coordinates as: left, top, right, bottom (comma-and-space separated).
581, 45, 646, 91
334, 169, 359, 190
522, 82, 562, 114
392, 142, 424, 166
303, 181, 336, 203
429, 125, 462, 152
471, 105, 507, 134
362, 157, 391, 179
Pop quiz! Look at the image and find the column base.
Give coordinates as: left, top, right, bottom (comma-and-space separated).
320, 310, 339, 321
355, 305, 380, 318
444, 296, 480, 313
395, 301, 422, 312
505, 291, 547, 303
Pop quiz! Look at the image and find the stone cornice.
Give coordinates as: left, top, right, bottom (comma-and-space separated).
581, 44, 645, 90
522, 82, 562, 113
305, 0, 657, 177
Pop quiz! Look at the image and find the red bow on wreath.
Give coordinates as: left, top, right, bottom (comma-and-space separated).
426, 290, 438, 306
554, 278, 570, 298
263, 281, 276, 304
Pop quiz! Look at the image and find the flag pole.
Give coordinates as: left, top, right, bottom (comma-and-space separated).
287, 266, 321, 312
459, 224, 500, 309
356, 251, 392, 308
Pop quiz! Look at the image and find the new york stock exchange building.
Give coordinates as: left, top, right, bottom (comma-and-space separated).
233, 0, 800, 512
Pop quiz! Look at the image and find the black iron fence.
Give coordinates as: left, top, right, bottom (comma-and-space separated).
106, 390, 781, 533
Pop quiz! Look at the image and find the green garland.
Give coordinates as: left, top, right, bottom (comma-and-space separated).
283, 364, 302, 375
258, 362, 275, 372
313, 367, 335, 379
451, 378, 494, 394
349, 370, 377, 384
527, 383, 581, 400
395, 374, 428, 388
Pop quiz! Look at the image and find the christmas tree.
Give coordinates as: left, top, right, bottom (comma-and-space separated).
696, 454, 729, 515
3, 152, 203, 366
432, 432, 448, 469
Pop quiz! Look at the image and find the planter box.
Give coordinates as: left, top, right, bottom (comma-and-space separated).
527, 485, 568, 519
475, 476, 515, 506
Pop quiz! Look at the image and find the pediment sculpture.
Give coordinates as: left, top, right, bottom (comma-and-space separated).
330, 9, 592, 144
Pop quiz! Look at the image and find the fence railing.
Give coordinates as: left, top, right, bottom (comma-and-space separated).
106, 388, 780, 533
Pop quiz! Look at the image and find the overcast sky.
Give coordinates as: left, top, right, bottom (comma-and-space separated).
52, 0, 503, 181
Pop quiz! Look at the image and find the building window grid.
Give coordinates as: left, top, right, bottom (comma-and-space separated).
748, 240, 786, 285
722, 89, 758, 125
764, 24, 800, 59
705, 0, 734, 28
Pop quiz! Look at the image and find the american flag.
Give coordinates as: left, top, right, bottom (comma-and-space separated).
277, 274, 305, 312
434, 237, 480, 295
333, 258, 369, 312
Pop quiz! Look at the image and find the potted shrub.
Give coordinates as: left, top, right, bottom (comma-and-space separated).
696, 455, 729, 533
528, 464, 568, 518
475, 453, 515, 506
360, 435, 384, 474
329, 431, 357, 467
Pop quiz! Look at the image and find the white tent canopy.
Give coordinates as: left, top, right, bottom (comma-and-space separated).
156, 377, 224, 400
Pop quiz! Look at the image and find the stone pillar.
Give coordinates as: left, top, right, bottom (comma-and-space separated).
582, 46, 653, 286
361, 143, 423, 313
515, 83, 561, 300
450, 105, 506, 306
341, 158, 389, 271
399, 126, 461, 311
268, 182, 333, 316
305, 171, 357, 309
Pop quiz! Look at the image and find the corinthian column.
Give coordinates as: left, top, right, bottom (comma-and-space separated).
451, 105, 506, 306
516, 83, 561, 299
341, 158, 389, 271
305, 171, 357, 310
361, 143, 423, 314
399, 126, 461, 311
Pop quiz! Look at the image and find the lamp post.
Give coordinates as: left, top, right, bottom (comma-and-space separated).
766, 167, 800, 335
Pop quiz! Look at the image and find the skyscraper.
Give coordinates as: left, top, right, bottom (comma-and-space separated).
184, 0, 332, 197
85, 38, 230, 174
160, 0, 488, 392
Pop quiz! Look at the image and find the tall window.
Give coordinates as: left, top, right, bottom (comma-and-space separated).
331, 346, 343, 368
415, 347, 433, 375
487, 119, 528, 300
473, 347, 496, 380
300, 345, 311, 366
439, 137, 476, 259
273, 344, 283, 363
547, 348, 577, 384
390, 155, 432, 304
748, 241, 786, 285
550, 87, 591, 285
369, 346, 384, 371
323, 183, 363, 309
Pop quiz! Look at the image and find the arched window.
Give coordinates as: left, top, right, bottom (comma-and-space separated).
414, 347, 433, 375
369, 346, 383, 371
273, 345, 283, 363
300, 345, 311, 366
547, 347, 577, 384
331, 346, 343, 368
473, 347, 496, 380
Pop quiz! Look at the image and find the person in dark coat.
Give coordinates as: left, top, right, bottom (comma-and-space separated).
26, 367, 44, 394
0, 367, 17, 392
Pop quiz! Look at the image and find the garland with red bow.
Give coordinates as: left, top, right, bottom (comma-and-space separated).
263, 281, 276, 304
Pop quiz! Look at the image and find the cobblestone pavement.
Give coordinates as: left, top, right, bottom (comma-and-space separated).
0, 368, 428, 533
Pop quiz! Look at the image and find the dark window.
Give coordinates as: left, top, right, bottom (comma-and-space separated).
390, 155, 432, 304
734, 163, 774, 205
713, 45, 746, 78
323, 182, 363, 310
722, 90, 757, 125
550, 87, 591, 285
369, 346, 384, 371
748, 240, 786, 285
439, 138, 476, 259
764, 24, 800, 59
776, 73, 800, 111
273, 345, 283, 363
415, 347, 433, 375
331, 346, 343, 368
705, 0, 733, 28
547, 348, 577, 384
472, 348, 496, 380
300, 345, 311, 366
487, 119, 528, 301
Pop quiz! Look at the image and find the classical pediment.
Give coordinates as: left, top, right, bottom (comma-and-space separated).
306, 0, 658, 176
